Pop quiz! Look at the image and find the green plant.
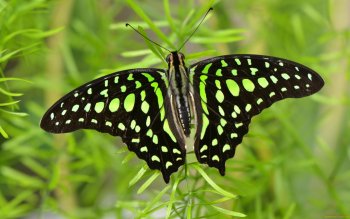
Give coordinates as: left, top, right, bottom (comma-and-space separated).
1, 0, 349, 218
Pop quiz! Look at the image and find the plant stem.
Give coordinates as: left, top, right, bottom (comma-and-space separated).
45, 0, 76, 214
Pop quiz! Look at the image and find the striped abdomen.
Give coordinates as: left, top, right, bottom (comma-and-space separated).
167, 52, 192, 136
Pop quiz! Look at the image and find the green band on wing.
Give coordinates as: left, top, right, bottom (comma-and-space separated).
163, 119, 176, 142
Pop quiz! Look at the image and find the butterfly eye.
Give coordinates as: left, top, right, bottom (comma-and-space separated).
165, 54, 171, 63
179, 53, 185, 60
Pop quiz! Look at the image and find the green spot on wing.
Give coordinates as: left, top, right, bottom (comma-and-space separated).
146, 129, 153, 137
200, 145, 208, 153
199, 80, 209, 114
127, 73, 134, 81
212, 155, 220, 161
221, 60, 228, 67
281, 73, 290, 80
109, 98, 120, 112
231, 69, 238, 76
215, 80, 221, 89
161, 146, 168, 153
258, 77, 269, 88
216, 69, 222, 76
100, 89, 108, 97
270, 75, 278, 84
135, 81, 142, 89
245, 104, 252, 112
142, 73, 155, 82
173, 148, 181, 154
201, 114, 209, 139
151, 155, 160, 162
226, 79, 240, 96
94, 102, 104, 113
223, 144, 230, 152
84, 103, 91, 112
120, 85, 127, 92
152, 135, 158, 144
141, 101, 150, 114
124, 94, 135, 112
242, 79, 255, 92
140, 90, 146, 101
218, 125, 223, 135
150, 81, 165, 120
215, 90, 225, 103
202, 63, 212, 74
234, 58, 241, 65
165, 161, 173, 169
118, 123, 125, 131
132, 138, 140, 143
163, 120, 177, 142
72, 104, 79, 112
247, 59, 252, 65
250, 67, 258, 75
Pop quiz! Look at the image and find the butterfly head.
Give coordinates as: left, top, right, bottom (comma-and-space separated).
166, 51, 186, 67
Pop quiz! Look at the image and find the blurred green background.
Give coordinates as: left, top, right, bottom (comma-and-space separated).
1, 0, 349, 218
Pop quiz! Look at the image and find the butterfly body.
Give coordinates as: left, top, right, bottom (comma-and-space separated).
166, 51, 192, 137
41, 53, 324, 183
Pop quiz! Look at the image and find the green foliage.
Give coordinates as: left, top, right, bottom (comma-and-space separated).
1, 0, 349, 218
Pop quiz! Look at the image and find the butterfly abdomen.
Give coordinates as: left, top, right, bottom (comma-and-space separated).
167, 52, 192, 136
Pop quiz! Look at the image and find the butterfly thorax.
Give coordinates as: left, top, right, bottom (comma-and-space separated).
166, 51, 192, 137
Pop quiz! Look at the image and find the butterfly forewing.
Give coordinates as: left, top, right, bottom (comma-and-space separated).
190, 55, 324, 175
40, 69, 186, 182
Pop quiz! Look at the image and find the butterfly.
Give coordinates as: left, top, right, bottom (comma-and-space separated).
40, 9, 324, 183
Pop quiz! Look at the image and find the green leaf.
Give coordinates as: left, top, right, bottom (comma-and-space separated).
186, 50, 217, 60
0, 100, 20, 107
165, 175, 181, 218
140, 185, 171, 216
22, 157, 50, 178
193, 164, 236, 199
191, 35, 244, 44
212, 206, 246, 217
0, 125, 9, 139
121, 49, 151, 57
163, 0, 177, 34
137, 26, 166, 63
186, 199, 192, 219
137, 172, 161, 194
3, 27, 64, 43
282, 203, 296, 219
0, 166, 44, 188
0, 77, 31, 83
0, 50, 20, 63
129, 166, 148, 187
126, 0, 175, 48
0, 109, 27, 116
0, 87, 23, 97
185, 0, 215, 29
122, 152, 136, 164
110, 21, 168, 30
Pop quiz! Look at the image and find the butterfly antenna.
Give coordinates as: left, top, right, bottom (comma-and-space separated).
177, 7, 213, 51
126, 23, 171, 53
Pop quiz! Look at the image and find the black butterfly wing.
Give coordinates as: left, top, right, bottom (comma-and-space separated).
190, 54, 324, 175
41, 68, 186, 183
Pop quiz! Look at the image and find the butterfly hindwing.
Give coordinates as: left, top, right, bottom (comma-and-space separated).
40, 68, 186, 182
190, 54, 324, 175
